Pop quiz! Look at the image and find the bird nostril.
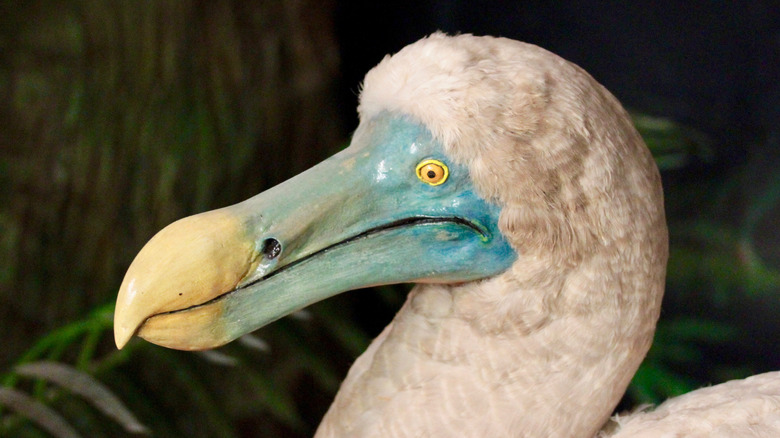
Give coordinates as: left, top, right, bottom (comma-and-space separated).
262, 238, 282, 260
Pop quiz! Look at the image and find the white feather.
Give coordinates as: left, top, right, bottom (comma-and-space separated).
314, 33, 779, 437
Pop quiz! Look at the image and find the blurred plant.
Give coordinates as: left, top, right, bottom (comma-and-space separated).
628, 114, 780, 405
0, 304, 146, 437
632, 113, 713, 171
1, 0, 343, 436
0, 300, 369, 437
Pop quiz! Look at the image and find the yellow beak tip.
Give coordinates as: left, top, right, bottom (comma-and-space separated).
114, 326, 132, 350
113, 208, 256, 351
113, 307, 142, 349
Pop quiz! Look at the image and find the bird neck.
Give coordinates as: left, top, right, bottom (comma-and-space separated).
317, 264, 661, 438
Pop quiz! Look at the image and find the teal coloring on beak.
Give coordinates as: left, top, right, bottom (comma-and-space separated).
217, 113, 517, 340
130, 113, 518, 347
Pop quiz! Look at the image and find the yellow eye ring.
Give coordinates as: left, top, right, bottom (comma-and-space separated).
415, 159, 449, 186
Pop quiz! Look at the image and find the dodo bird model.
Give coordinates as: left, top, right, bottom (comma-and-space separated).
114, 34, 779, 437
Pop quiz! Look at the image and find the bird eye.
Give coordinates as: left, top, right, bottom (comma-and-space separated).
415, 159, 449, 186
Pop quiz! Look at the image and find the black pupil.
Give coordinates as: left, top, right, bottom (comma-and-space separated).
262, 238, 282, 259
426, 170, 436, 179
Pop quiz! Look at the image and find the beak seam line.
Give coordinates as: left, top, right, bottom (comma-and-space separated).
150, 216, 488, 317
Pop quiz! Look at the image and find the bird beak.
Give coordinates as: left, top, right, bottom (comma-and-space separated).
114, 115, 514, 350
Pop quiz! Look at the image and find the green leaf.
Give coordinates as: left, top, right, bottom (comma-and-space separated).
0, 387, 82, 438
15, 361, 149, 435
632, 112, 712, 170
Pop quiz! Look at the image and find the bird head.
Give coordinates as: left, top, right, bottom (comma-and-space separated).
114, 33, 666, 351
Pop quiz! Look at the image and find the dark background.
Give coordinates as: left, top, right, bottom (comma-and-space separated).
1, 1, 778, 436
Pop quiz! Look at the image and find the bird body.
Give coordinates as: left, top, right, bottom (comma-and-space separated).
114, 33, 779, 437
319, 33, 666, 437
605, 371, 780, 438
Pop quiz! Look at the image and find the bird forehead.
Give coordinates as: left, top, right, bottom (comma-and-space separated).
348, 113, 475, 195
359, 34, 559, 145
356, 33, 587, 202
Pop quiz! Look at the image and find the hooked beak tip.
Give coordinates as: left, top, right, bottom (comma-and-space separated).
114, 325, 132, 350
112, 207, 258, 350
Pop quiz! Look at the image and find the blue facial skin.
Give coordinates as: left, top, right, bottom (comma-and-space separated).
203, 113, 517, 342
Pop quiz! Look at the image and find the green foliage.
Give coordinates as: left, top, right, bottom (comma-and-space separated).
632, 113, 713, 171
2, 1, 342, 435
627, 114, 780, 405
0, 300, 368, 437
0, 305, 144, 436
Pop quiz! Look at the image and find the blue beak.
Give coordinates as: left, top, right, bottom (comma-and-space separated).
114, 114, 516, 350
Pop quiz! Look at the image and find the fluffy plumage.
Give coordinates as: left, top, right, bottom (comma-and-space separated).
605, 371, 780, 437
314, 33, 779, 437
